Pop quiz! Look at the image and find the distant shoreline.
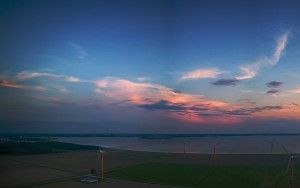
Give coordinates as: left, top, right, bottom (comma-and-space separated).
2, 133, 300, 139
2, 134, 300, 155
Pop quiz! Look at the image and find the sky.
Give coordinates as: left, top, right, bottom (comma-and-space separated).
1, 0, 300, 133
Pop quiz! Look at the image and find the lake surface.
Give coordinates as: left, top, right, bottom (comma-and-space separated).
57, 135, 300, 154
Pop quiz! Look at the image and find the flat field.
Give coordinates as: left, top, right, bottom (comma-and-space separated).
1, 142, 299, 188
108, 163, 298, 188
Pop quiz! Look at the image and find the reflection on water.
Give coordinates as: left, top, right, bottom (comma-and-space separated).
57, 136, 300, 154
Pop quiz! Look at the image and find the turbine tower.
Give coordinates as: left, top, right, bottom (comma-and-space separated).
282, 144, 297, 188
209, 141, 221, 166
98, 146, 105, 181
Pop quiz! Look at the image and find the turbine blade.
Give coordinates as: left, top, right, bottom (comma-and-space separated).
281, 144, 290, 156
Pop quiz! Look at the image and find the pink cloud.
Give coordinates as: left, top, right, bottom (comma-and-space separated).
181, 68, 222, 80
96, 77, 227, 106
95, 77, 245, 124
95, 77, 295, 124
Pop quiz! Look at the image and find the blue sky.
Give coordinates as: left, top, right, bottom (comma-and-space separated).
1, 0, 300, 133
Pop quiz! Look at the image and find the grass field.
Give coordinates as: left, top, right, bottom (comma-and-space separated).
108, 163, 297, 188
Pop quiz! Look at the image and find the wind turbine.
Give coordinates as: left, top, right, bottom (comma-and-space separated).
281, 144, 297, 188
98, 146, 105, 181
265, 139, 275, 154
183, 141, 191, 154
209, 141, 221, 166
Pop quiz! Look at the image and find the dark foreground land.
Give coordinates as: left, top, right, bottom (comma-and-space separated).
0, 141, 299, 188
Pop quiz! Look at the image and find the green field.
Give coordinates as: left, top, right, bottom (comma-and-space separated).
108, 163, 297, 188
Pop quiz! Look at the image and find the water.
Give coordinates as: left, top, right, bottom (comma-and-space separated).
57, 135, 300, 154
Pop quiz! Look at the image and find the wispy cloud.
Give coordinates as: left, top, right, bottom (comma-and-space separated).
236, 31, 289, 80
181, 68, 222, 80
212, 32, 290, 87
17, 71, 92, 83
272, 32, 289, 66
235, 64, 259, 80
68, 42, 87, 60
1, 70, 93, 93
0, 79, 47, 92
